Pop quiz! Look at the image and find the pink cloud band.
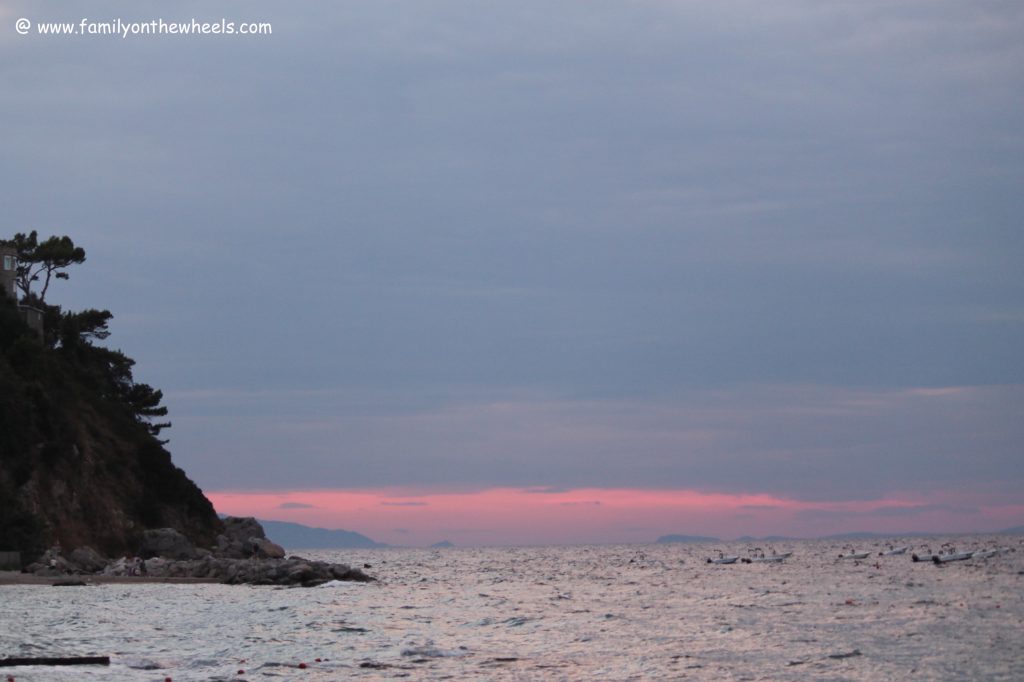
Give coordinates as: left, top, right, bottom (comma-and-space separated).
206, 487, 1024, 547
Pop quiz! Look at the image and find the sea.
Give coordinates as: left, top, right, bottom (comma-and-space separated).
1, 537, 1022, 681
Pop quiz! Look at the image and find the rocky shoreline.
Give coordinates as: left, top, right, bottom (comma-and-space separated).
14, 517, 373, 587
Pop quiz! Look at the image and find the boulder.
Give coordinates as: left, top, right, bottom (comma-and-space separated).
68, 546, 107, 573
252, 537, 286, 559
140, 528, 199, 560
215, 517, 273, 558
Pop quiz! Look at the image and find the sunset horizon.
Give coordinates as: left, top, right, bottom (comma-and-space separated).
206, 485, 1024, 547
4, 1, 1022, 677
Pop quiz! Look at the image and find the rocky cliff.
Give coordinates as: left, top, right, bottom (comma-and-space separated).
0, 296, 223, 560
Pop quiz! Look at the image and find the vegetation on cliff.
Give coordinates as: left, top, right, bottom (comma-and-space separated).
0, 233, 222, 559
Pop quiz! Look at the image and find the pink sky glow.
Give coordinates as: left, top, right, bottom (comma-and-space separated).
206, 487, 1024, 547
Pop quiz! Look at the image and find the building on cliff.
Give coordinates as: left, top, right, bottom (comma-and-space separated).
0, 244, 16, 299
0, 244, 44, 339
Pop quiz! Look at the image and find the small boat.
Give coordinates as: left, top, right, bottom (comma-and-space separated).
707, 550, 740, 564
970, 549, 998, 560
839, 551, 870, 560
879, 546, 908, 557
932, 551, 972, 564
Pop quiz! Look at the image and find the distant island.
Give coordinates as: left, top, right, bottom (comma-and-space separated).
256, 520, 384, 550
430, 540, 454, 548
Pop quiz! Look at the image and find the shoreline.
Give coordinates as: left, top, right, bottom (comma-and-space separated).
0, 571, 219, 586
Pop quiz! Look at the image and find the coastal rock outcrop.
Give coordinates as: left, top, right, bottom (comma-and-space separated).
23, 517, 370, 586
98, 554, 373, 586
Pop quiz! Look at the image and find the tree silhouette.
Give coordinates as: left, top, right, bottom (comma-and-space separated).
10, 231, 86, 304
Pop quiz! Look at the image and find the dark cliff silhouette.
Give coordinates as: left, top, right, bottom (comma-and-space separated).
0, 239, 221, 561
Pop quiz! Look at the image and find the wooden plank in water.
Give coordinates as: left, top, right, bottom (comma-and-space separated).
0, 656, 110, 667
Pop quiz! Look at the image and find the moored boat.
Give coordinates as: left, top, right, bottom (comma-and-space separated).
838, 551, 870, 560
879, 546, 908, 556
932, 551, 972, 564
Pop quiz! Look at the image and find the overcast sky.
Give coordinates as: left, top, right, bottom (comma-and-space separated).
3, 1, 1022, 544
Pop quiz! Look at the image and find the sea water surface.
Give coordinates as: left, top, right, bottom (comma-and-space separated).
1, 537, 1022, 680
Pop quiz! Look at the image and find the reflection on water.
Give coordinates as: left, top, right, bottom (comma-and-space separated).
1, 537, 1022, 680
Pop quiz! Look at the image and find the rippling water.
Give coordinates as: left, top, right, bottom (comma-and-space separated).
2, 537, 1022, 680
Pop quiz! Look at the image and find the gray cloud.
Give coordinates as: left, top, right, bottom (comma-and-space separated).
2, 1, 1021, 510
165, 384, 1024, 502
277, 502, 317, 510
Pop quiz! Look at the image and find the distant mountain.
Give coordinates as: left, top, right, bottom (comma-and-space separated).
430, 540, 455, 548
735, 535, 796, 543
257, 520, 384, 550
821, 531, 936, 540
656, 534, 719, 544
998, 526, 1024, 535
